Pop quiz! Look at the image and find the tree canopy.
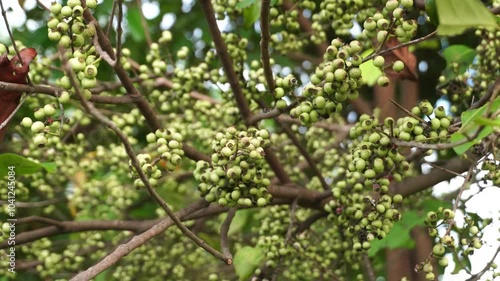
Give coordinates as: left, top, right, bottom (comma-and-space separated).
0, 0, 499, 280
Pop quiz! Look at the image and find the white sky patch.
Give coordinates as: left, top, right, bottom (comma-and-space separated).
160, 13, 175, 30
141, 1, 160, 20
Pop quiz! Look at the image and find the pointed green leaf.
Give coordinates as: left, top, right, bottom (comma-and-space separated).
436, 0, 498, 36
40, 162, 57, 173
0, 153, 46, 178
234, 246, 265, 281
451, 97, 500, 155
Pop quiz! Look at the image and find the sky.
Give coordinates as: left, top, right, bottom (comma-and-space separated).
1, 1, 499, 280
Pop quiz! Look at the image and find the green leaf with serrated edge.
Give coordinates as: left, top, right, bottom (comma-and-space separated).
127, 8, 145, 42
368, 211, 426, 256
234, 246, 265, 281
436, 0, 498, 36
359, 49, 382, 86
451, 97, 500, 155
0, 153, 46, 178
243, 2, 261, 29
236, 0, 257, 9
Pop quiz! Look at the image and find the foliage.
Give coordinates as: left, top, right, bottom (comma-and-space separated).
0, 0, 499, 281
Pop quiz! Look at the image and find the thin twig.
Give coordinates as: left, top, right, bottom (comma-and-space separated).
105, 1, 117, 37
466, 246, 500, 281
0, 198, 63, 208
260, 0, 275, 92
36, 0, 50, 12
425, 162, 465, 178
115, 0, 123, 66
362, 254, 376, 281
199, 0, 291, 184
220, 208, 237, 262
362, 31, 437, 63
0, 0, 23, 65
0, 94, 29, 131
59, 47, 231, 265
135, 0, 152, 46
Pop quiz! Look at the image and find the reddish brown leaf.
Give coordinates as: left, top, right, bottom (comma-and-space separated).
382, 37, 418, 81
0, 48, 37, 142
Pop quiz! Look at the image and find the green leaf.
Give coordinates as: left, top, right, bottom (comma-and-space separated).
451, 250, 471, 274
436, 0, 498, 36
0, 154, 55, 178
441, 45, 476, 81
270, 0, 279, 5
127, 8, 146, 42
368, 211, 426, 256
236, 0, 257, 9
451, 97, 500, 155
359, 49, 382, 86
243, 2, 261, 29
40, 162, 57, 173
233, 246, 265, 281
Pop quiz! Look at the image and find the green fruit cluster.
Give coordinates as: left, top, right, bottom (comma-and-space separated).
194, 127, 272, 207
361, 1, 417, 44
130, 129, 184, 188
48, 1, 101, 95
290, 38, 364, 125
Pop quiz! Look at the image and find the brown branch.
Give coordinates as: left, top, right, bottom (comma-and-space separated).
199, 0, 251, 120
220, 208, 237, 263
200, 0, 291, 184
279, 122, 330, 190
362, 31, 437, 63
0, 0, 23, 66
466, 245, 500, 281
391, 154, 477, 197
82, 5, 162, 131
0, 218, 150, 249
115, 0, 124, 65
363, 254, 376, 281
70, 199, 208, 281
260, 0, 275, 92
247, 102, 298, 125
61, 47, 230, 266
0, 198, 63, 208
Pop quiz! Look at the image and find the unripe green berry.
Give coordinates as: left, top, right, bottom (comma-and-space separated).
438, 257, 448, 267
469, 225, 479, 235
373, 56, 385, 67
31, 121, 45, 133
43, 104, 56, 116
33, 134, 47, 146
21, 117, 33, 128
84, 64, 98, 78
393, 60, 404, 72
377, 75, 390, 87
433, 244, 445, 256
